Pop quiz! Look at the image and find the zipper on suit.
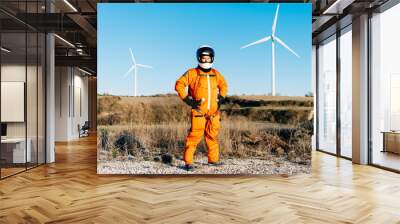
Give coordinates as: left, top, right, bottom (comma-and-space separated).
207, 74, 211, 111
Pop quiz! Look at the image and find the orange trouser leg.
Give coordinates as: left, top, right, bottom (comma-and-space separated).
184, 110, 206, 165
205, 113, 221, 163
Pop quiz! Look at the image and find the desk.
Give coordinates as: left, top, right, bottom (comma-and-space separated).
1, 138, 31, 163
381, 131, 400, 154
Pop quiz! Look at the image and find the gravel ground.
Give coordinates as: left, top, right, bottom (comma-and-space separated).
97, 157, 311, 175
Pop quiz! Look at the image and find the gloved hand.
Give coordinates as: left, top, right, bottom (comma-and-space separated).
218, 95, 226, 109
183, 96, 201, 109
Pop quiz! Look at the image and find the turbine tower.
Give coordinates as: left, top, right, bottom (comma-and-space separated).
123, 48, 153, 97
241, 4, 300, 96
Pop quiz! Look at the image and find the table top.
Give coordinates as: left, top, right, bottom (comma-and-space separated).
1, 138, 30, 143
381, 131, 400, 134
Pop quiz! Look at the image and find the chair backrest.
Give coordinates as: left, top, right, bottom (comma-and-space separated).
82, 121, 90, 129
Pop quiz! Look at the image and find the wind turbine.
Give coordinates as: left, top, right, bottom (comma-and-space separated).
240, 4, 300, 96
123, 48, 153, 97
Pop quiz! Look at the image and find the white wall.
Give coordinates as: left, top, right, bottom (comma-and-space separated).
72, 73, 89, 138
55, 66, 69, 141
1, 65, 38, 138
55, 67, 89, 141
1, 65, 26, 134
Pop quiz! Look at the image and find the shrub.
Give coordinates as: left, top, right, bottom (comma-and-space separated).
99, 128, 109, 151
97, 94, 313, 162
114, 130, 144, 156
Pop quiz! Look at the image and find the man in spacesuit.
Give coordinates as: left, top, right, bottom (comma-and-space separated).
175, 45, 228, 171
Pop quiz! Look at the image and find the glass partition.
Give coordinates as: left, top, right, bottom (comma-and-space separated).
0, 1, 46, 179
339, 27, 352, 158
317, 35, 337, 154
370, 3, 400, 171
1, 31, 28, 177
26, 0, 43, 169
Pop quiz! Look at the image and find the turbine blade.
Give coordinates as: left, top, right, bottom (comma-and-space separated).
272, 4, 280, 36
274, 36, 300, 58
240, 36, 271, 49
123, 66, 135, 78
129, 48, 136, 65
136, 64, 153, 69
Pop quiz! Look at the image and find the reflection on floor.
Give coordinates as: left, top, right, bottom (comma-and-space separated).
0, 167, 25, 177
373, 150, 400, 171
0, 163, 42, 178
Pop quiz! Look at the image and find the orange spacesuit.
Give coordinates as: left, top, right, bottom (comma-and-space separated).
175, 46, 228, 169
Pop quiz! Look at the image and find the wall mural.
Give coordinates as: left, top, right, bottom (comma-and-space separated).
97, 3, 313, 175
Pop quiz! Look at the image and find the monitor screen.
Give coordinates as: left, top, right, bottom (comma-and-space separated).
1, 123, 7, 137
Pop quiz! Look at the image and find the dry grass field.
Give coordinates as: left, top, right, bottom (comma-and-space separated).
97, 94, 313, 175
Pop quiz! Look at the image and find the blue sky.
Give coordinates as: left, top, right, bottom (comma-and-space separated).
98, 3, 311, 96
